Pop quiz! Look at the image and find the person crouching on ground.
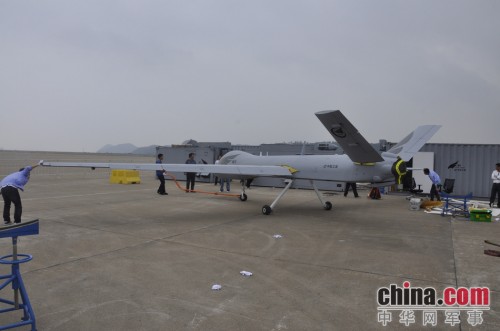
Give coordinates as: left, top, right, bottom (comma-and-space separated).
1, 162, 40, 225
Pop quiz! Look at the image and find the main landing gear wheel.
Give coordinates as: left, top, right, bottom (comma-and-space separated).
262, 205, 272, 215
324, 201, 332, 210
239, 193, 248, 201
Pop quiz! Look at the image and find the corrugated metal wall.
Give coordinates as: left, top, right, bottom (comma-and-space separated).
420, 144, 500, 198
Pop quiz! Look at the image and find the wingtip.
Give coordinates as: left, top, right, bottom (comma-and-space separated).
315, 109, 340, 116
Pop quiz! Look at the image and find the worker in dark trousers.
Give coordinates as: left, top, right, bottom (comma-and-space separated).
344, 182, 359, 197
156, 154, 168, 195
1, 163, 40, 225
423, 168, 441, 201
490, 163, 500, 208
185, 153, 197, 192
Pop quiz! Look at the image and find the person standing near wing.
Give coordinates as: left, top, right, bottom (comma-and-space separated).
1, 162, 40, 225
344, 182, 359, 198
185, 153, 197, 192
156, 154, 168, 195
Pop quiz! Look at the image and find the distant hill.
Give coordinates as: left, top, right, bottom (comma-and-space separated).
132, 145, 157, 155
97, 144, 157, 155
97, 143, 137, 154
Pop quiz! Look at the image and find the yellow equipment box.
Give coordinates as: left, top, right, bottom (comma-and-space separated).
109, 170, 141, 184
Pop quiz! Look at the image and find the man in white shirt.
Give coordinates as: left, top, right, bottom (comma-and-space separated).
490, 163, 500, 208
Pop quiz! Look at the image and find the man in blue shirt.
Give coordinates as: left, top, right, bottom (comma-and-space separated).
423, 168, 441, 201
156, 154, 168, 195
1, 163, 40, 225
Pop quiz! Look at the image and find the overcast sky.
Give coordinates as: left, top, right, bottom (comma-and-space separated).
1, 0, 499, 152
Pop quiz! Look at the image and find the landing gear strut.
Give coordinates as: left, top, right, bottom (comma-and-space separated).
261, 179, 294, 215
239, 181, 248, 201
310, 180, 333, 211
259, 179, 333, 215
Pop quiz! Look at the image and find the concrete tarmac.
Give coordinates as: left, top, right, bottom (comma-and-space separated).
0, 151, 499, 330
